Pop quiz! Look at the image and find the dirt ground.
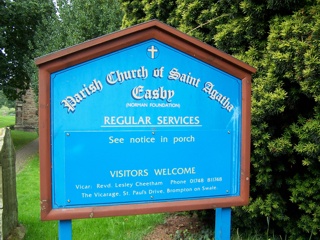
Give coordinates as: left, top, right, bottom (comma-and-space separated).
143, 214, 204, 240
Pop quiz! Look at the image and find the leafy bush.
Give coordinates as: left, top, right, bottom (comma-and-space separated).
120, 0, 320, 238
0, 106, 15, 116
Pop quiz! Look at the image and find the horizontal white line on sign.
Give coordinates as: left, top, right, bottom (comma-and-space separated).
100, 125, 203, 128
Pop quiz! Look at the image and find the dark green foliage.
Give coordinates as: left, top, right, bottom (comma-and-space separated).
30, 0, 123, 97
240, 5, 319, 238
0, 90, 14, 108
0, 0, 123, 101
53, 0, 123, 48
120, 0, 320, 238
121, 0, 177, 27
0, 0, 55, 100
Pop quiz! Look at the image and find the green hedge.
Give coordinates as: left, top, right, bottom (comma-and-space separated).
120, 0, 320, 238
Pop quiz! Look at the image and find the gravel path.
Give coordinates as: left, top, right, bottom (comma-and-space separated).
15, 138, 39, 173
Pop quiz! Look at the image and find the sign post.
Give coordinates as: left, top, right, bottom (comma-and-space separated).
36, 20, 255, 238
59, 220, 72, 240
215, 208, 232, 240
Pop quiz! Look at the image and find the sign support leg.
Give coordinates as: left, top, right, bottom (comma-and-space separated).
59, 220, 72, 240
215, 207, 231, 240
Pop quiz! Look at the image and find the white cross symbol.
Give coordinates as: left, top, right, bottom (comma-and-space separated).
147, 45, 158, 59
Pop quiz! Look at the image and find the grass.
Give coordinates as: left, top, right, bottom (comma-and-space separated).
0, 115, 38, 150
10, 130, 38, 150
17, 156, 166, 240
0, 115, 15, 128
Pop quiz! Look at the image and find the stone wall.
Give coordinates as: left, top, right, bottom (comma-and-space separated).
15, 88, 38, 132
0, 128, 18, 239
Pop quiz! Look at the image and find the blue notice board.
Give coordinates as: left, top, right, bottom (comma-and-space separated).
51, 39, 241, 208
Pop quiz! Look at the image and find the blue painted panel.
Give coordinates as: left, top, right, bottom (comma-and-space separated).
51, 39, 241, 208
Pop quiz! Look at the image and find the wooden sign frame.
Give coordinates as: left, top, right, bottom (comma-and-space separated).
36, 20, 255, 221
